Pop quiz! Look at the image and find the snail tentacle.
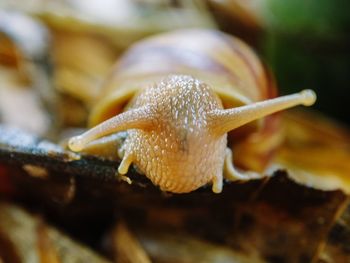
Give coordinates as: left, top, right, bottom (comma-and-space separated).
212, 173, 223, 194
208, 89, 316, 135
68, 105, 154, 152
118, 152, 134, 175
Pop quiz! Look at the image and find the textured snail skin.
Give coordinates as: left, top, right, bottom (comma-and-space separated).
68, 30, 316, 193
120, 75, 227, 193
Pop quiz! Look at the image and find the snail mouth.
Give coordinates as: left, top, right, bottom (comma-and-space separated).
156, 174, 204, 194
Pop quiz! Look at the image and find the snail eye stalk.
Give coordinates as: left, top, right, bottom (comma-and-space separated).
208, 89, 316, 135
68, 105, 154, 152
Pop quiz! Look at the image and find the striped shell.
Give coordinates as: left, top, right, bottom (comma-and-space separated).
90, 29, 276, 126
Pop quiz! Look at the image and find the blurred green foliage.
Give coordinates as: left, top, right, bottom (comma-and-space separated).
260, 0, 350, 124
263, 0, 350, 39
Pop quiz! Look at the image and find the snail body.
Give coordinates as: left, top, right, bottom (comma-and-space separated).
69, 29, 316, 193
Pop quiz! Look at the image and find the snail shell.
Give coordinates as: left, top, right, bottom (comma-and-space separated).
89, 30, 273, 125
69, 29, 316, 193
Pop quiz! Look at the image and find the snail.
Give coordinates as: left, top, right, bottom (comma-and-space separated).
68, 29, 316, 194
